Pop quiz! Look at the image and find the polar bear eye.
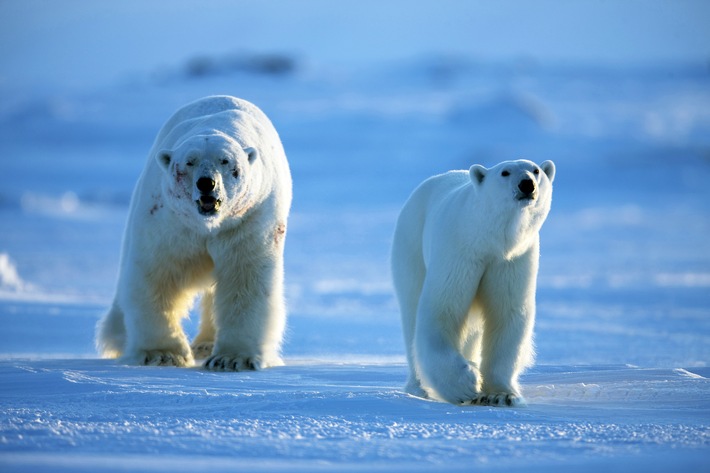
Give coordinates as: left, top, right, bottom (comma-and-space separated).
501, 170, 510, 177
533, 168, 540, 175
186, 161, 195, 167
221, 159, 229, 165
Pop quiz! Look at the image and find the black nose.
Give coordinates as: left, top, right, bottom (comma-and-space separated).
518, 178, 535, 195
196, 177, 215, 193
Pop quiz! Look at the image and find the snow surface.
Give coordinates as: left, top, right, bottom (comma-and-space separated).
1, 1, 709, 472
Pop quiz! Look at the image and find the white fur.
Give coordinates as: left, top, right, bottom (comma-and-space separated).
96, 96, 292, 371
391, 159, 555, 406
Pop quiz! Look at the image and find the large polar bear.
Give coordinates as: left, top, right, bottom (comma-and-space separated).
96, 95, 292, 371
391, 159, 555, 406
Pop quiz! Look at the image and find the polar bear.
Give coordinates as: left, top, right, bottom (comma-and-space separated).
96, 95, 292, 371
391, 159, 555, 406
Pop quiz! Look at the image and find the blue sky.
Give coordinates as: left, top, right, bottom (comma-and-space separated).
1, 0, 709, 89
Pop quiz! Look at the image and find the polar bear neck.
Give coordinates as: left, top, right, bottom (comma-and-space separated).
501, 210, 542, 260
467, 187, 548, 261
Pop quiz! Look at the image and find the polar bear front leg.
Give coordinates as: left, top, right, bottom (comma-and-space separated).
205, 240, 286, 372
118, 269, 195, 367
414, 270, 483, 404
475, 254, 538, 407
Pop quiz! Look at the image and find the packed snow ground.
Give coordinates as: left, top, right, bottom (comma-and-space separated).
1, 2, 710, 471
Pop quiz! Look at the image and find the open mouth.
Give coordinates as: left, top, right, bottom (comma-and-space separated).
517, 192, 537, 202
196, 195, 221, 215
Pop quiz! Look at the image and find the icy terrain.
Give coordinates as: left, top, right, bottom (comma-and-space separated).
1, 1, 709, 471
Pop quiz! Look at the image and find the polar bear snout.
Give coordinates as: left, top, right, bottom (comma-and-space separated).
196, 177, 216, 193
517, 178, 537, 200
195, 176, 222, 215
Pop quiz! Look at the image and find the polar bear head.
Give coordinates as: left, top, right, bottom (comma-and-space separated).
468, 159, 555, 257
469, 159, 555, 206
157, 132, 258, 227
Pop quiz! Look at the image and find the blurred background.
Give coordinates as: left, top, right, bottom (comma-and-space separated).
0, 0, 709, 365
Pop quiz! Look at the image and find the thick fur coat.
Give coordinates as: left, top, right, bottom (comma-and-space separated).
96, 96, 292, 371
391, 159, 555, 405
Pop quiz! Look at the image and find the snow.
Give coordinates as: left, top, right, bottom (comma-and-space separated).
1, 360, 708, 472
1, 1, 709, 471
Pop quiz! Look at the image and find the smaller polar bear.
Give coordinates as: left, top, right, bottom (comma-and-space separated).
391, 159, 555, 406
96, 95, 291, 371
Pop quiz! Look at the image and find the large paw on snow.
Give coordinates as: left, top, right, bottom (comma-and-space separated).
429, 362, 482, 405
470, 392, 526, 407
190, 342, 214, 360
125, 349, 193, 367
404, 379, 430, 399
203, 354, 263, 372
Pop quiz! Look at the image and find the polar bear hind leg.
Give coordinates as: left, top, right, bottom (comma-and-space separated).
191, 288, 217, 359
461, 310, 483, 369
96, 303, 126, 359
391, 268, 428, 397
391, 219, 429, 398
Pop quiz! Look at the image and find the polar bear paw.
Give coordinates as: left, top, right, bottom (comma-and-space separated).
429, 362, 481, 404
190, 342, 214, 360
471, 392, 526, 407
204, 354, 263, 372
404, 378, 430, 399
124, 349, 193, 367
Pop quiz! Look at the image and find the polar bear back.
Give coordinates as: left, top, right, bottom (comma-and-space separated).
152, 96, 275, 147
396, 171, 478, 251
149, 96, 285, 172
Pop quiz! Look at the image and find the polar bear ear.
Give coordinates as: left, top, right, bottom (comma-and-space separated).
157, 150, 172, 171
244, 147, 259, 164
469, 164, 487, 185
540, 160, 556, 183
